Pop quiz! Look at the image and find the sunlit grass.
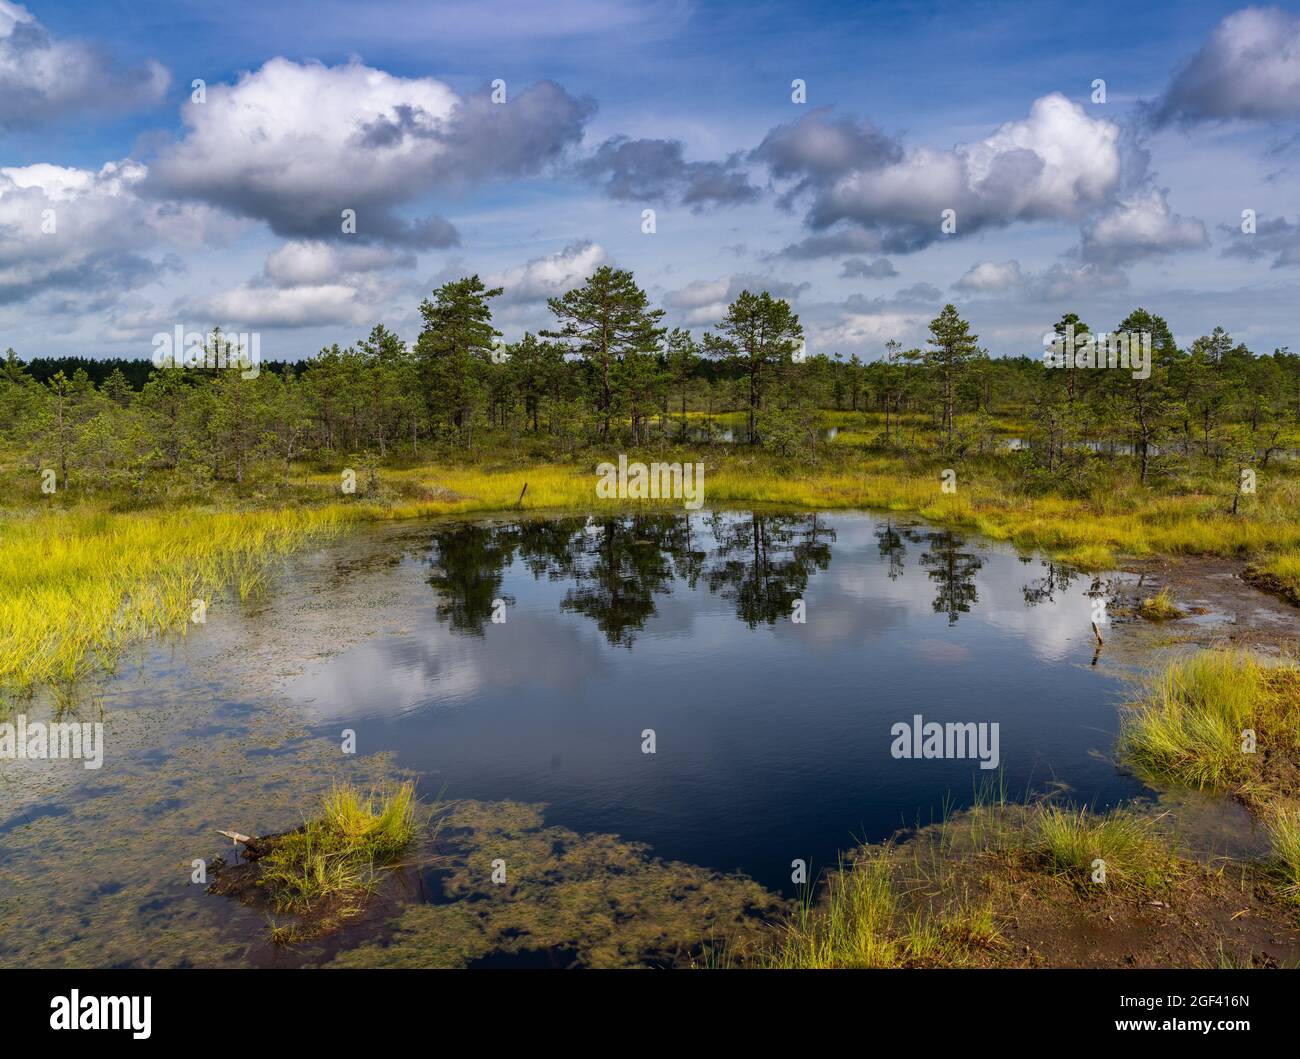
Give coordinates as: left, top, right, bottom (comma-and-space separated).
1138, 587, 1185, 621
0, 504, 348, 693
1029, 805, 1178, 892
366, 451, 1300, 579
768, 853, 904, 968
1117, 649, 1300, 799
763, 797, 1178, 968
259, 782, 422, 916
5, 439, 1299, 699
1266, 808, 1300, 906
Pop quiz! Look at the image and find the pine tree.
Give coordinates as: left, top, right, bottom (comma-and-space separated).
1109, 308, 1177, 483
665, 327, 699, 424
544, 266, 665, 440
911, 304, 980, 443
416, 276, 503, 444
508, 332, 567, 433
702, 290, 803, 445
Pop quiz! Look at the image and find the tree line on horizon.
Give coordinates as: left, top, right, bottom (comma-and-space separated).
0, 264, 1297, 494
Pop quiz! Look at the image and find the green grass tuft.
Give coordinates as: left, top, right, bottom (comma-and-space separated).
1266, 808, 1300, 906
1138, 587, 1185, 621
1029, 805, 1177, 892
1118, 649, 1300, 799
259, 781, 422, 916
770, 853, 902, 968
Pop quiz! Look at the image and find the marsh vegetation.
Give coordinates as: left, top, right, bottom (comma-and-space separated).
757, 792, 1297, 969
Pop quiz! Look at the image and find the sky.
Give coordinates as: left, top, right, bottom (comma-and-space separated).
2, 0, 1299, 361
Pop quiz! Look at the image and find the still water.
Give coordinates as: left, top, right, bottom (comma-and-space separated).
0, 510, 1161, 966
287, 511, 1146, 892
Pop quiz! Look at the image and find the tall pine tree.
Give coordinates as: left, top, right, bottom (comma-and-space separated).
544, 266, 664, 440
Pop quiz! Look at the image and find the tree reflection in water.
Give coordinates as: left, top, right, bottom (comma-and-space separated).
424, 512, 837, 643
911, 529, 984, 625
423, 514, 1002, 641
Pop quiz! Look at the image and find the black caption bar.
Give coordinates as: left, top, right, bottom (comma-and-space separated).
0, 967, 1289, 1045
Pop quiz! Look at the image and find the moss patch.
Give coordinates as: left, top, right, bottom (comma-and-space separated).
327, 800, 788, 968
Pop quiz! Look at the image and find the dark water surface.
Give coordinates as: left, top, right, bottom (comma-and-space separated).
284, 511, 1147, 892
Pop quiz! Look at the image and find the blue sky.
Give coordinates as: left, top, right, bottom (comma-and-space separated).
2, 0, 1299, 360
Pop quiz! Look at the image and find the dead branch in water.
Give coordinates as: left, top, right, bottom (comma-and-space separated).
217, 829, 254, 845
215, 828, 274, 860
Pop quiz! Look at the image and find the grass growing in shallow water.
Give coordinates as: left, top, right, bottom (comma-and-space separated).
208, 781, 426, 945
1137, 587, 1185, 621
1117, 649, 1300, 806
258, 782, 421, 917
760, 798, 1187, 969
6, 437, 1300, 701
0, 504, 348, 694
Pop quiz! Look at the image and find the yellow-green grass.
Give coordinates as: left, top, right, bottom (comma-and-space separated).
323, 450, 1300, 575
763, 800, 1174, 968
772, 853, 902, 968
767, 851, 996, 969
0, 504, 351, 693
1246, 551, 1300, 605
1117, 649, 1300, 803
5, 447, 1300, 698
1138, 587, 1185, 621
1028, 805, 1178, 891
259, 781, 421, 916
1266, 809, 1300, 906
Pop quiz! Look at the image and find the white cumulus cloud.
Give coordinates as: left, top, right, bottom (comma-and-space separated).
145, 58, 593, 247
0, 0, 168, 127
953, 260, 1025, 292
0, 160, 232, 308
768, 93, 1121, 255
1152, 6, 1300, 125
1080, 187, 1208, 263
489, 240, 609, 304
